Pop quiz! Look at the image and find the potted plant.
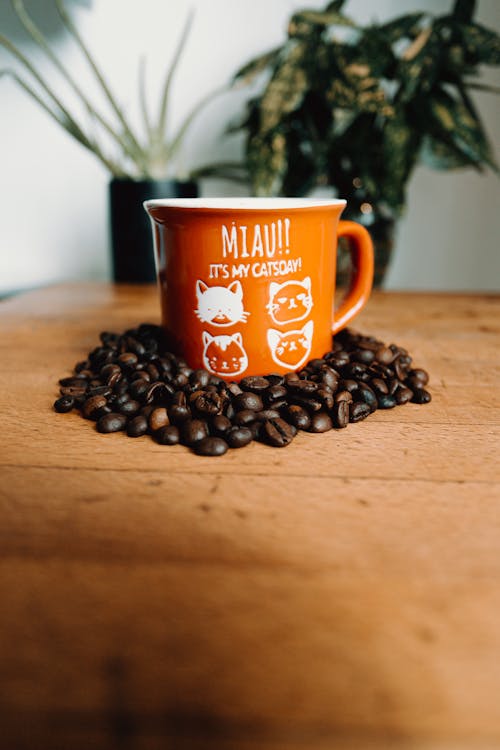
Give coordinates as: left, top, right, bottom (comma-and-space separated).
232, 0, 500, 285
0, 0, 232, 282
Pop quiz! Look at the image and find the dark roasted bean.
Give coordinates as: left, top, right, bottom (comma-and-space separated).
233, 409, 258, 426
395, 386, 413, 405
370, 377, 389, 395
96, 413, 127, 433
234, 391, 264, 412
334, 389, 353, 404
338, 379, 358, 393
260, 418, 295, 447
240, 376, 270, 392
309, 412, 333, 433
212, 415, 233, 435
181, 418, 209, 446
54, 395, 74, 413
193, 436, 228, 456
148, 407, 169, 432
356, 382, 378, 413
408, 368, 429, 385
226, 427, 253, 449
193, 392, 223, 416
55, 322, 430, 453
252, 409, 281, 422
118, 399, 141, 417
287, 379, 318, 394
285, 404, 311, 430
155, 425, 180, 445
126, 415, 148, 438
349, 402, 371, 422
376, 346, 396, 364
265, 385, 288, 404
332, 400, 349, 428
351, 348, 375, 364
82, 395, 108, 420
411, 388, 432, 404
377, 394, 397, 409
189, 369, 211, 388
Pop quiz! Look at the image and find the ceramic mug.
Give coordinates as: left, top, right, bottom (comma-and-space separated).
144, 198, 374, 380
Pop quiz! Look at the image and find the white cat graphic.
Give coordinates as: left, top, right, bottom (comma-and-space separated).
266, 277, 313, 325
195, 280, 249, 327
267, 320, 314, 370
202, 331, 249, 377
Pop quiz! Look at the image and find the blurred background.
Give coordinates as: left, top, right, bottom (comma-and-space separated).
0, 0, 499, 296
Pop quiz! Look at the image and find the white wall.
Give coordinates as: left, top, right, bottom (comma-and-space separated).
1, 0, 499, 295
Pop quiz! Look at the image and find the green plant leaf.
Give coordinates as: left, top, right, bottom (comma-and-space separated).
246, 130, 288, 196
427, 88, 497, 170
232, 47, 281, 85
257, 42, 309, 133
459, 22, 500, 65
419, 134, 478, 170
378, 13, 427, 44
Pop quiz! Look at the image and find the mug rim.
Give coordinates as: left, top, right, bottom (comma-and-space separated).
144, 197, 347, 211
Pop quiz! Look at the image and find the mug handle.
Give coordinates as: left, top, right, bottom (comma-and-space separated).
332, 220, 374, 335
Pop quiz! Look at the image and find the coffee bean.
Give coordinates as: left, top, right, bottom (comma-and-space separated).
309, 412, 333, 432
349, 402, 371, 422
148, 407, 169, 432
253, 409, 281, 421
126, 415, 148, 437
193, 436, 228, 456
168, 403, 191, 424
409, 368, 429, 385
265, 385, 288, 404
287, 379, 318, 394
233, 409, 258, 426
155, 425, 180, 445
82, 395, 108, 420
377, 394, 397, 409
285, 404, 311, 430
96, 413, 127, 433
212, 414, 232, 435
189, 369, 211, 388
370, 378, 388, 395
240, 376, 270, 392
193, 391, 223, 417
376, 346, 395, 364
411, 388, 432, 404
118, 399, 141, 417
235, 392, 264, 412
334, 389, 353, 404
260, 418, 295, 447
226, 427, 253, 449
332, 400, 349, 428
181, 418, 209, 446
356, 383, 378, 413
54, 395, 74, 413
55, 321, 431, 454
395, 386, 413, 405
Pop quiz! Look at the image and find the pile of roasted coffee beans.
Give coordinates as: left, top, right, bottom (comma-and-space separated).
54, 324, 431, 456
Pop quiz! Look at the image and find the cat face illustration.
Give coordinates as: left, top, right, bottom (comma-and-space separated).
267, 320, 314, 370
266, 277, 313, 325
202, 331, 249, 377
195, 280, 249, 327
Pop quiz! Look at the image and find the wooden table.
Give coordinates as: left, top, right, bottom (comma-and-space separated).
1, 284, 499, 750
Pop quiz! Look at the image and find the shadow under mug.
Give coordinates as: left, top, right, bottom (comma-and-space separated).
144, 198, 374, 380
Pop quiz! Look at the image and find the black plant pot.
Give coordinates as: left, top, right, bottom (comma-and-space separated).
109, 178, 198, 283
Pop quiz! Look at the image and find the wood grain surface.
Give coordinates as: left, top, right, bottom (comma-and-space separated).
1, 284, 499, 750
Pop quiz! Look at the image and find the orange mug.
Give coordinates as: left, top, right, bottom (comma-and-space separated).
144, 198, 374, 380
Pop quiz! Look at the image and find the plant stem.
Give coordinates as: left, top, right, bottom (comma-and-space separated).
0, 68, 125, 175
11, 0, 141, 167
54, 0, 144, 161
155, 9, 194, 142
